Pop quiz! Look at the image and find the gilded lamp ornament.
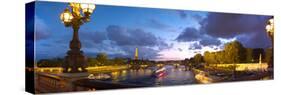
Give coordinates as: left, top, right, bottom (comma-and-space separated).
265, 17, 274, 40
60, 3, 96, 73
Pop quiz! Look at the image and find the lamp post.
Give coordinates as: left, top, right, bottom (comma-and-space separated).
60, 3, 96, 73
266, 17, 274, 43
265, 17, 274, 71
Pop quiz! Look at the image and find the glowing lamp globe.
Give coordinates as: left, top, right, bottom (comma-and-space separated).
60, 8, 73, 23
265, 18, 274, 36
80, 3, 96, 15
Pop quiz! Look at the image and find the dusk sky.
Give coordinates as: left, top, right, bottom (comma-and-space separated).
33, 1, 272, 61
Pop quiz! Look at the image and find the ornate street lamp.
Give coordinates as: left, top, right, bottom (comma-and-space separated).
265, 17, 274, 42
60, 2, 96, 73
265, 17, 274, 72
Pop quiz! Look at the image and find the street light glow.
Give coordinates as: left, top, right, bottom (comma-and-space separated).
60, 8, 73, 23
80, 3, 96, 14
69, 2, 82, 17
265, 18, 274, 35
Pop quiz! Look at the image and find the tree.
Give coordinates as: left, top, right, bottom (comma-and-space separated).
96, 53, 108, 65
245, 48, 253, 63
194, 53, 203, 64
113, 57, 125, 65
265, 48, 273, 67
215, 51, 225, 64
252, 48, 265, 62
224, 41, 245, 64
223, 41, 246, 80
204, 51, 217, 64
88, 58, 99, 67
203, 51, 211, 64
37, 58, 63, 67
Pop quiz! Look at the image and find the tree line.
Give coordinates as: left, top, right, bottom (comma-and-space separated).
36, 53, 128, 67
187, 41, 273, 66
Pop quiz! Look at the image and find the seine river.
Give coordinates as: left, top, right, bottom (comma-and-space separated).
91, 65, 196, 86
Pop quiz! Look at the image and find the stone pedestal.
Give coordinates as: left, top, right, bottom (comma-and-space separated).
62, 26, 88, 73
57, 72, 90, 92
63, 50, 87, 73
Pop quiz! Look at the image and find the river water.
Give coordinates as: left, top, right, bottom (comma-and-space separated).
91, 65, 196, 86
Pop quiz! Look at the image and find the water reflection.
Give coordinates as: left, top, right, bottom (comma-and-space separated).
92, 65, 196, 86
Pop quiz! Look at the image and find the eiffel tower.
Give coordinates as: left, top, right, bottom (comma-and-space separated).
134, 48, 138, 60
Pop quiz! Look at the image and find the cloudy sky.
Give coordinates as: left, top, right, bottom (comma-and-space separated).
32, 1, 272, 61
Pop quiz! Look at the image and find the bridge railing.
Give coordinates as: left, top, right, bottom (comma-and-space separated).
35, 72, 66, 93
207, 63, 268, 71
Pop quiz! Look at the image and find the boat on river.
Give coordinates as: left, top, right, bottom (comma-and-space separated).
153, 67, 167, 78
88, 73, 111, 80
192, 68, 225, 84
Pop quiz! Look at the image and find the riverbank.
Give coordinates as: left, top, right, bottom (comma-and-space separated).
35, 65, 130, 73
87, 65, 129, 73
73, 79, 147, 91
192, 67, 273, 84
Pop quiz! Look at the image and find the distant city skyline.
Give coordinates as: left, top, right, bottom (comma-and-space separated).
32, 1, 272, 61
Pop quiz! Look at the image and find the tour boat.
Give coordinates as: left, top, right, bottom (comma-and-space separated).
153, 67, 167, 78
88, 73, 111, 80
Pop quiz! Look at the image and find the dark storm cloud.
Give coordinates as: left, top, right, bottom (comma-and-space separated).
200, 13, 270, 38
146, 19, 171, 30
199, 36, 221, 46
141, 19, 177, 33
177, 10, 205, 20
193, 43, 202, 50
105, 25, 170, 59
200, 12, 272, 48
236, 32, 272, 48
176, 27, 222, 46
80, 25, 171, 59
176, 12, 271, 48
176, 27, 201, 42
106, 25, 168, 48
80, 31, 107, 46
189, 43, 202, 50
